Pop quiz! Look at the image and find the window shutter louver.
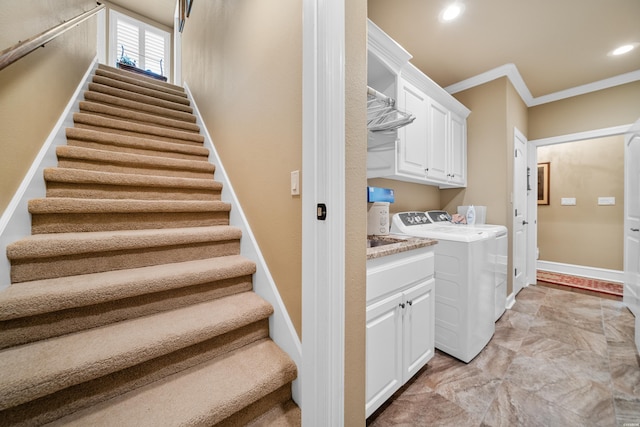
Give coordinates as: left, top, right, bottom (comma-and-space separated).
116, 19, 140, 67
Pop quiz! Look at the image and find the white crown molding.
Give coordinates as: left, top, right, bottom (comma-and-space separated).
530, 124, 632, 146
445, 64, 640, 107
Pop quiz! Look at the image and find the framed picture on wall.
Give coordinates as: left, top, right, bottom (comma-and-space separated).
537, 162, 550, 205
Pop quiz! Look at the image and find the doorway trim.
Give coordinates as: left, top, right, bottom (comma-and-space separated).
301, 0, 346, 424
528, 123, 634, 284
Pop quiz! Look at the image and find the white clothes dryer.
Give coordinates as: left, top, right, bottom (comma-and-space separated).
391, 212, 495, 363
424, 211, 508, 321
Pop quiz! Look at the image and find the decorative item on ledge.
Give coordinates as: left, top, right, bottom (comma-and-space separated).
116, 62, 168, 82
178, 0, 194, 33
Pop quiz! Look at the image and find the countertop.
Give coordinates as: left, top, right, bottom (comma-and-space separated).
366, 234, 437, 260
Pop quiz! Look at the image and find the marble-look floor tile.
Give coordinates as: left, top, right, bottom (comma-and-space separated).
493, 309, 534, 331
528, 317, 608, 357
535, 304, 604, 335
467, 342, 516, 379
367, 388, 479, 427
481, 381, 593, 427
614, 391, 640, 426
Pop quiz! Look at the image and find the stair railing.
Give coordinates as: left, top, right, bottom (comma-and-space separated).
0, 3, 105, 72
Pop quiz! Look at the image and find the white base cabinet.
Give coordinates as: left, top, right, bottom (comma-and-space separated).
366, 247, 435, 417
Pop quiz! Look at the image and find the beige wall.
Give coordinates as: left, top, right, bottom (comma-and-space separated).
441, 77, 528, 295
537, 136, 624, 270
367, 178, 440, 214
0, 0, 97, 214
345, 0, 368, 423
180, 0, 303, 338
529, 81, 640, 140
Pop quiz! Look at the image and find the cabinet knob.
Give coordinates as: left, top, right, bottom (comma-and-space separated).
407, 300, 413, 306
399, 303, 405, 309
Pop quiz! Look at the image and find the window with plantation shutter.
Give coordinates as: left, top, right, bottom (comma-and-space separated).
109, 10, 171, 81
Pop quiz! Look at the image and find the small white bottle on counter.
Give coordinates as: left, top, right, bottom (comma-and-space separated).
466, 205, 476, 225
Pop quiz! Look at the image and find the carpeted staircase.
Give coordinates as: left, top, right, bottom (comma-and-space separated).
0, 64, 300, 426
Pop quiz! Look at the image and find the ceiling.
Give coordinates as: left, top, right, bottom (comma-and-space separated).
369, 0, 640, 102
108, 0, 640, 103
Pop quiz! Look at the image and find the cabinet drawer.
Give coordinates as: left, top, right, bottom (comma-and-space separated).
367, 248, 434, 303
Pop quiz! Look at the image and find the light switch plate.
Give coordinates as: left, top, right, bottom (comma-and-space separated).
598, 196, 615, 205
291, 170, 300, 196
561, 197, 576, 206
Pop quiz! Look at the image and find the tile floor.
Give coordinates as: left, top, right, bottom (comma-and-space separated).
367, 284, 640, 427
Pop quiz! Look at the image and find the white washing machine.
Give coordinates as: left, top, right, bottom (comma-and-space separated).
391, 211, 495, 363
425, 211, 508, 321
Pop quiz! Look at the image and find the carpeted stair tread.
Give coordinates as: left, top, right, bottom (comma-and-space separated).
95, 67, 187, 99
79, 101, 200, 133
0, 292, 274, 411
28, 199, 232, 233
84, 90, 196, 124
92, 75, 191, 107
88, 82, 193, 114
73, 112, 205, 145
7, 226, 242, 260
66, 127, 210, 160
0, 255, 255, 321
55, 145, 215, 179
28, 198, 230, 214
48, 339, 297, 427
44, 168, 222, 194
98, 63, 184, 92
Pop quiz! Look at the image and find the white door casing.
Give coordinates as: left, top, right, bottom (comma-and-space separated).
513, 128, 528, 296
624, 120, 640, 354
301, 0, 346, 424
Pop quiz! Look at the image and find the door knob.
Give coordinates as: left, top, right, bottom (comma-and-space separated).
632, 228, 640, 232
522, 220, 529, 225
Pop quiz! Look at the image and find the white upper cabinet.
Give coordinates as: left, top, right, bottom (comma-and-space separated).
367, 20, 470, 188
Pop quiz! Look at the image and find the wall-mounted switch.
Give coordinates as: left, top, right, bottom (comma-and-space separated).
561, 197, 576, 206
291, 170, 300, 196
598, 197, 615, 205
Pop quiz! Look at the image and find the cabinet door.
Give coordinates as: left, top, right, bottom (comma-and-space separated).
448, 113, 467, 186
402, 279, 435, 381
425, 99, 449, 182
366, 292, 403, 417
396, 78, 429, 178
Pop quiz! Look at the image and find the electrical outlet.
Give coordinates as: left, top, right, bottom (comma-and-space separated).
561, 197, 576, 206
598, 197, 615, 205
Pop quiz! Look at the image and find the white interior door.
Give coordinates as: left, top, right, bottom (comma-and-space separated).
624, 120, 640, 354
513, 129, 528, 296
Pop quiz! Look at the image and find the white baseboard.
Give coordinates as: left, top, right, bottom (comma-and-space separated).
183, 83, 303, 405
537, 260, 623, 283
505, 292, 516, 310
0, 58, 99, 290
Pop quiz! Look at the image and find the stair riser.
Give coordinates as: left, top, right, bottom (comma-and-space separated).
0, 275, 253, 349
45, 184, 222, 201
94, 68, 187, 99
0, 321, 270, 426
74, 123, 204, 147
91, 75, 190, 107
73, 112, 204, 145
220, 384, 293, 426
83, 91, 197, 124
30, 211, 230, 234
66, 139, 209, 162
57, 158, 215, 179
98, 64, 185, 92
88, 83, 193, 114
11, 239, 241, 283
79, 102, 200, 134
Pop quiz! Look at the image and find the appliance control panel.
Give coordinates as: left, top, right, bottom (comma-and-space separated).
395, 212, 431, 226
425, 210, 452, 223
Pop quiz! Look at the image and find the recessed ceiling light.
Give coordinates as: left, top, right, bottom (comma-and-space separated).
609, 43, 637, 56
440, 3, 464, 22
